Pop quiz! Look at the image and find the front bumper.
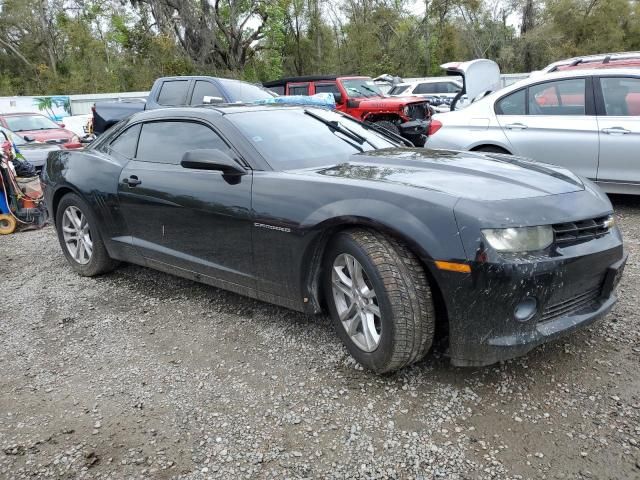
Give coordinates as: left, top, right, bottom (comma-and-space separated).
399, 120, 428, 147
437, 244, 627, 367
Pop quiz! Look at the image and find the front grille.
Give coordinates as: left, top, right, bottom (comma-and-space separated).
553, 216, 611, 246
45, 138, 69, 145
405, 103, 429, 120
540, 285, 602, 323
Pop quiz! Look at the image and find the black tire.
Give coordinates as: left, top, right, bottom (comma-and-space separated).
323, 228, 435, 373
474, 145, 510, 154
55, 193, 119, 276
374, 120, 401, 136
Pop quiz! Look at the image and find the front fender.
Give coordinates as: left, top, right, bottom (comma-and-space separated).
302, 198, 465, 264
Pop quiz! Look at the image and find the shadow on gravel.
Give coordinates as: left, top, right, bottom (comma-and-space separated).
88, 258, 607, 390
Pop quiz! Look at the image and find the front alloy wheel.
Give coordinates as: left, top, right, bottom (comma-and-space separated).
62, 205, 93, 265
332, 253, 382, 352
324, 229, 436, 373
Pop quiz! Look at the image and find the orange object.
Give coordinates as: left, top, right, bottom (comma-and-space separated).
21, 198, 36, 209
435, 260, 472, 273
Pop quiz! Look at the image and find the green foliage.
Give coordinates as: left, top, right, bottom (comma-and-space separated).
0, 0, 638, 96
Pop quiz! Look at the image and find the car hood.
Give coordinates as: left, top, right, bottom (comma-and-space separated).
307, 148, 585, 201
16, 128, 73, 142
352, 96, 428, 107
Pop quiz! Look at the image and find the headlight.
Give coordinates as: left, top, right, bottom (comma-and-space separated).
482, 226, 553, 252
403, 106, 410, 115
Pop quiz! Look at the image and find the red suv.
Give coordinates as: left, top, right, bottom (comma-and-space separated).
263, 75, 431, 146
0, 112, 81, 149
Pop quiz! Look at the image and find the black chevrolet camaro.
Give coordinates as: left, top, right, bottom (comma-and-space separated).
43, 105, 627, 373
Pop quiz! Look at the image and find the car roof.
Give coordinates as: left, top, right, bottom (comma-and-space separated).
130, 103, 316, 121
523, 67, 640, 85
262, 75, 365, 87
544, 52, 640, 72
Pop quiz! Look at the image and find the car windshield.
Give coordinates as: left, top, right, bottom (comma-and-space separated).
389, 85, 410, 95
340, 78, 384, 98
5, 115, 59, 132
218, 79, 276, 102
228, 108, 396, 170
0, 127, 25, 145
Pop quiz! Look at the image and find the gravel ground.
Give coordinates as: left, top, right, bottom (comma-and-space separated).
1, 195, 639, 480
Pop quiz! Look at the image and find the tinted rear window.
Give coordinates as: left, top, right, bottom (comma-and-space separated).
157, 80, 189, 106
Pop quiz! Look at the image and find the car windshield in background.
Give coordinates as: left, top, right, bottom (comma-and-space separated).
389, 85, 410, 95
228, 108, 396, 170
341, 79, 384, 98
5, 115, 59, 132
0, 127, 25, 145
217, 79, 276, 102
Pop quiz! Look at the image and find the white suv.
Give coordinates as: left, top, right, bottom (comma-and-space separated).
388, 78, 462, 98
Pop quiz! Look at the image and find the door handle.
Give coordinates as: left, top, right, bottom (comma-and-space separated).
505, 123, 528, 130
123, 175, 142, 187
602, 127, 630, 135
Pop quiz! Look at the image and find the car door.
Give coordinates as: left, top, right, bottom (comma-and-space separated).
117, 118, 254, 288
495, 77, 600, 180
595, 75, 640, 188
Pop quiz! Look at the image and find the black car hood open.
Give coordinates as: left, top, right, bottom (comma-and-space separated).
311, 148, 584, 201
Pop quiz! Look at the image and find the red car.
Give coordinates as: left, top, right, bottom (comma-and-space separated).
263, 75, 431, 146
0, 112, 82, 149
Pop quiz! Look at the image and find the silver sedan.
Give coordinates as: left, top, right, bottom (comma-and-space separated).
426, 68, 640, 195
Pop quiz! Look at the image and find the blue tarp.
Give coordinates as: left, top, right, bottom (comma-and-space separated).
253, 93, 336, 109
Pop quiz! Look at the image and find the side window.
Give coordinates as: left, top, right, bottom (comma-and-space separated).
600, 77, 640, 116
496, 89, 526, 115
191, 81, 224, 105
136, 121, 230, 165
414, 83, 435, 95
445, 82, 462, 93
107, 124, 141, 157
157, 80, 189, 106
314, 83, 339, 95
269, 85, 285, 95
528, 79, 585, 115
289, 84, 310, 96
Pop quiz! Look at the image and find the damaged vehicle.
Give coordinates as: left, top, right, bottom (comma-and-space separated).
262, 75, 431, 146
44, 105, 626, 373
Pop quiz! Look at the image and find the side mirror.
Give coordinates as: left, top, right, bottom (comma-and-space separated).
58, 123, 66, 128
181, 149, 246, 176
23, 135, 35, 142
202, 96, 224, 104
333, 92, 343, 104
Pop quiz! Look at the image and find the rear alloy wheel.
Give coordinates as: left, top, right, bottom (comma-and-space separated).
324, 229, 435, 373
62, 205, 93, 265
55, 193, 119, 276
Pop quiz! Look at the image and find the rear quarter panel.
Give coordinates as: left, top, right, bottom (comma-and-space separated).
43, 148, 132, 260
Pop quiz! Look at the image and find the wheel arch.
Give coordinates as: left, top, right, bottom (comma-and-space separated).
51, 184, 83, 225
469, 143, 512, 154
300, 217, 450, 345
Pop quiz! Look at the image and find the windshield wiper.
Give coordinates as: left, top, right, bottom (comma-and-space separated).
304, 109, 367, 151
362, 122, 414, 147
360, 85, 381, 97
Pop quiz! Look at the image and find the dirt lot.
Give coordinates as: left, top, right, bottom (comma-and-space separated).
1, 195, 639, 480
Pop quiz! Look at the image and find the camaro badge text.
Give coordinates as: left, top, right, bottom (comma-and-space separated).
254, 222, 291, 233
